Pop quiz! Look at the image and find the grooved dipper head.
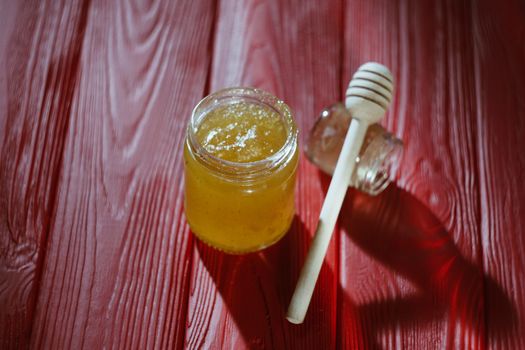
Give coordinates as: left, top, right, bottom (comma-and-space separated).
345, 62, 394, 124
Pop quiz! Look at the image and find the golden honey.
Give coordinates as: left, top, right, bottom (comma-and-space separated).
184, 88, 298, 253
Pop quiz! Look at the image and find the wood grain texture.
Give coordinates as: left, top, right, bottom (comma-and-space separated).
339, 0, 485, 348
472, 0, 525, 348
184, 0, 344, 348
0, 1, 88, 347
26, 0, 215, 348
0, 0, 524, 349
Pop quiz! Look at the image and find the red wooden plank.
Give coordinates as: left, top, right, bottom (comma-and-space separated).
27, 1, 215, 348
1, 1, 522, 349
0, 1, 87, 348
472, 0, 525, 347
339, 0, 490, 348
184, 0, 343, 348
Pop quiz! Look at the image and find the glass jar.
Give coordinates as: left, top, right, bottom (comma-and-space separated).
184, 88, 299, 254
306, 103, 403, 195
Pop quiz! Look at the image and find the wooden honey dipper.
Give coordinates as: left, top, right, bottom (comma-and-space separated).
287, 62, 394, 324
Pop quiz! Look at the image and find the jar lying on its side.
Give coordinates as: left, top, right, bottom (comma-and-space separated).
184, 88, 298, 254
306, 102, 403, 195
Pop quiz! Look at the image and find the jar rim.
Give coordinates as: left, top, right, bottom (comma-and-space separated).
186, 87, 298, 181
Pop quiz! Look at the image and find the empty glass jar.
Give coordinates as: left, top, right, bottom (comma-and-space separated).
306, 102, 403, 195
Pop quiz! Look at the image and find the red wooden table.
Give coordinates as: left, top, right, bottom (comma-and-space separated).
1, 0, 524, 349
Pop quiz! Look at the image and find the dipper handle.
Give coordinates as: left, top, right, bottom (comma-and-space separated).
286, 62, 394, 324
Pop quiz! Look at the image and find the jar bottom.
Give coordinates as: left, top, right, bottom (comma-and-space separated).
188, 217, 294, 255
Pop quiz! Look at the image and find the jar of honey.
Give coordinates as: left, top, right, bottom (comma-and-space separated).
184, 88, 298, 254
